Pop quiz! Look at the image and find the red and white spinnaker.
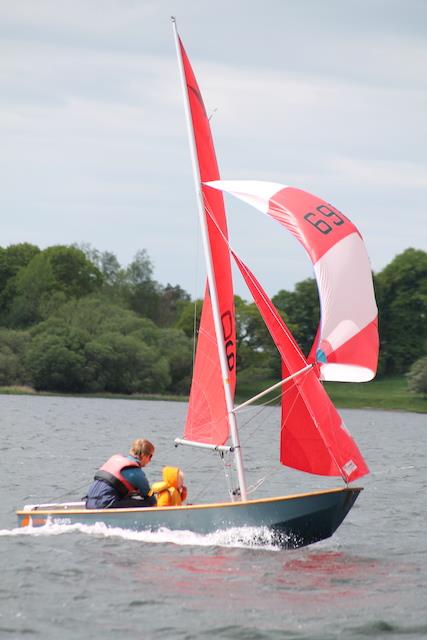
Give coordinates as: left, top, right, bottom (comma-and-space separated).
206, 180, 379, 383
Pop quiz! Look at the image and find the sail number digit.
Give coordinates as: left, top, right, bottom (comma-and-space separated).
304, 204, 345, 235
221, 310, 235, 372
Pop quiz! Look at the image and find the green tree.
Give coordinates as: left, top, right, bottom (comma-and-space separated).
26, 295, 191, 394
272, 278, 319, 356
407, 356, 427, 395
0, 243, 40, 291
75, 245, 191, 327
375, 248, 427, 375
158, 284, 191, 328
175, 298, 203, 338
45, 246, 103, 297
124, 250, 163, 322
27, 327, 88, 392
0, 328, 31, 385
85, 332, 171, 394
7, 246, 103, 327
235, 296, 276, 372
157, 328, 193, 393
75, 243, 123, 287
45, 295, 138, 338
0, 243, 41, 324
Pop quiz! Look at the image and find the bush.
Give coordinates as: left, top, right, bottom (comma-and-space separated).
407, 356, 427, 395
27, 330, 87, 392
85, 332, 171, 394
24, 292, 188, 394
0, 329, 31, 386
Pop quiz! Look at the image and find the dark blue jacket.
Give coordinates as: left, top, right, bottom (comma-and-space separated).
86, 454, 152, 509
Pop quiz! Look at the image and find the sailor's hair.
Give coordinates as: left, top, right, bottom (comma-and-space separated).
178, 469, 185, 485
130, 438, 155, 458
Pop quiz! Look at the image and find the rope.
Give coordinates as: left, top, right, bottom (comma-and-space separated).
35, 481, 89, 503
191, 299, 198, 368
219, 451, 237, 500
236, 366, 312, 436
190, 205, 202, 368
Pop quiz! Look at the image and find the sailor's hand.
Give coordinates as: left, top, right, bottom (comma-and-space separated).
149, 481, 168, 495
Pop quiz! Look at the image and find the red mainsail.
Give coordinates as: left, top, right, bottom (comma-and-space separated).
178, 38, 236, 445
232, 250, 369, 483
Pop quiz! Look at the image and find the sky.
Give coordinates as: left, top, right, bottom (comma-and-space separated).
1, 0, 426, 299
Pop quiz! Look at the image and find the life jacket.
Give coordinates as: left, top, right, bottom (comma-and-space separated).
94, 454, 140, 498
150, 466, 187, 507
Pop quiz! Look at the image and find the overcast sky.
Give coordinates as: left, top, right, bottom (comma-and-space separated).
1, 1, 426, 298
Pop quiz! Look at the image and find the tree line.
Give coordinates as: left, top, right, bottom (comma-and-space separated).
0, 242, 426, 395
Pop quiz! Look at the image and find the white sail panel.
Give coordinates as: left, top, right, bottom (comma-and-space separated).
205, 180, 286, 214
313, 232, 378, 381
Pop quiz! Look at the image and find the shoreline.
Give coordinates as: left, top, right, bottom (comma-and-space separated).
1, 380, 425, 414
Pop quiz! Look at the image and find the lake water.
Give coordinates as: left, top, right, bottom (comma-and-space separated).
1, 395, 426, 639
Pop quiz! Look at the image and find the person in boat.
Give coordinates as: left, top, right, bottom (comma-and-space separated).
85, 438, 157, 509
150, 466, 187, 507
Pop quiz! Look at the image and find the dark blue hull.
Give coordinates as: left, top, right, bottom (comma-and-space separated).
17, 486, 361, 548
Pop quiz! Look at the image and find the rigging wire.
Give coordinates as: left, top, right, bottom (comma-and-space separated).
174, 439, 236, 503
190, 208, 202, 369
237, 366, 312, 435
208, 107, 218, 121
191, 297, 198, 368
219, 450, 237, 500
37, 482, 89, 502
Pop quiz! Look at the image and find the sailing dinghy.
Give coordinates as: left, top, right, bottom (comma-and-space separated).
16, 20, 378, 548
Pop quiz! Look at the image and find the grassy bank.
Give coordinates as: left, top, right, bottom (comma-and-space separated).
0, 386, 187, 403
1, 376, 425, 413
236, 375, 426, 413
325, 376, 425, 413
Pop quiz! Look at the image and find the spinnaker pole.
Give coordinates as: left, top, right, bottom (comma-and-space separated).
172, 17, 247, 501
233, 364, 314, 413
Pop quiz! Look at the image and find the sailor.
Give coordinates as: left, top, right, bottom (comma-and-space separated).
85, 438, 157, 509
150, 466, 188, 507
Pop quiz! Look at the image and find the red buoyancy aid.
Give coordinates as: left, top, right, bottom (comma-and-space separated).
95, 454, 140, 497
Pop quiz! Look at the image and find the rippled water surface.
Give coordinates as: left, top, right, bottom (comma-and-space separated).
1, 395, 426, 639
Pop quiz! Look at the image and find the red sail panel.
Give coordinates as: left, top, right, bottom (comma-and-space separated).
268, 187, 357, 263
232, 251, 369, 482
184, 287, 230, 445
179, 38, 236, 446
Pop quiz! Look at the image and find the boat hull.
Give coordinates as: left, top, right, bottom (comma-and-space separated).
16, 486, 361, 548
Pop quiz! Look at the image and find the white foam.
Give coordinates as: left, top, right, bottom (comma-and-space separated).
1, 522, 290, 551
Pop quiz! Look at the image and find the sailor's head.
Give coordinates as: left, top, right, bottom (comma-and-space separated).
178, 469, 185, 489
162, 466, 185, 489
130, 438, 155, 466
